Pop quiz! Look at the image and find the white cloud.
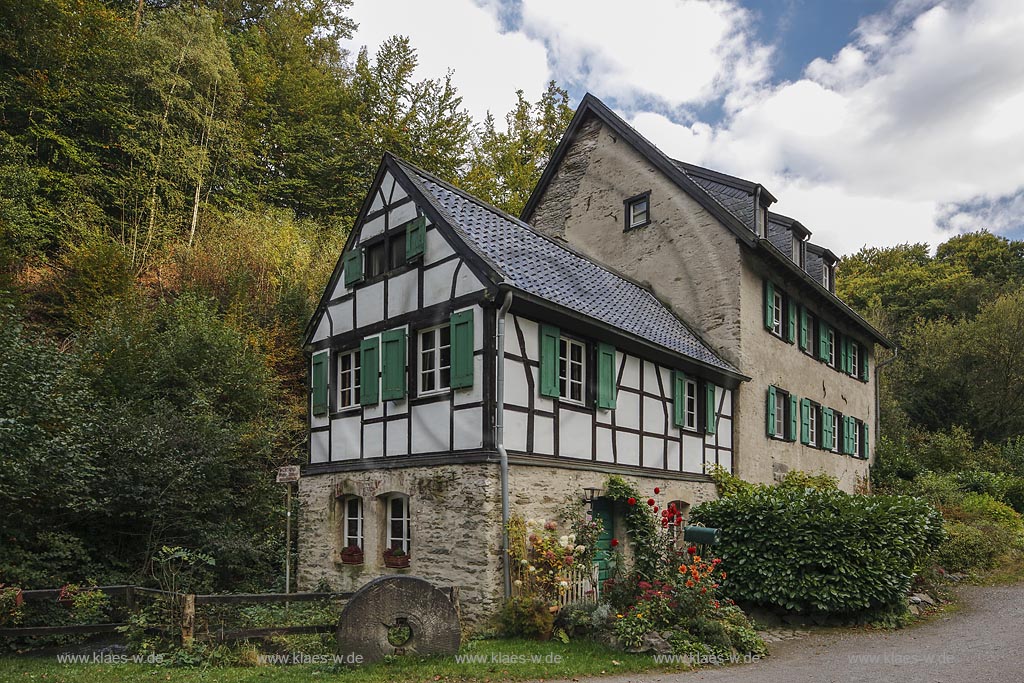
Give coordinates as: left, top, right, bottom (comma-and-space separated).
342, 0, 1024, 255
340, 0, 550, 122
630, 0, 1024, 254
518, 0, 772, 111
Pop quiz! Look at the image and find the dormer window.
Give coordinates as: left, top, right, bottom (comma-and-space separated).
822, 264, 834, 292
624, 192, 651, 231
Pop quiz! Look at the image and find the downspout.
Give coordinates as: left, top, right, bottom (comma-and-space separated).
496, 290, 514, 599
873, 345, 899, 460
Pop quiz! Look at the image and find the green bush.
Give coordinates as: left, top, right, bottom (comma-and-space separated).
936, 521, 1009, 573
498, 597, 555, 640
955, 493, 1024, 529
690, 488, 945, 617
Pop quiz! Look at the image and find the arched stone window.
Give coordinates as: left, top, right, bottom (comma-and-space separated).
384, 493, 411, 556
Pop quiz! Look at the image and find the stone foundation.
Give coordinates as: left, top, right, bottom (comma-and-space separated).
298, 459, 719, 628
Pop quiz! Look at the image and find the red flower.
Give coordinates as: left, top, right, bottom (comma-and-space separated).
654, 487, 661, 494
647, 498, 655, 506
611, 538, 619, 547
687, 546, 697, 555
654, 506, 659, 513
627, 497, 637, 506
675, 518, 683, 526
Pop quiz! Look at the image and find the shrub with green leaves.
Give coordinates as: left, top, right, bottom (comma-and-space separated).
691, 488, 945, 617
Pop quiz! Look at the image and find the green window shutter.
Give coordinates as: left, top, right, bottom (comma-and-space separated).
673, 371, 686, 427
311, 352, 328, 416
862, 422, 870, 459
764, 281, 774, 330
822, 407, 833, 450
788, 394, 798, 442
860, 346, 870, 381
597, 343, 617, 409
380, 329, 407, 401
800, 398, 811, 444
406, 216, 426, 260
787, 300, 797, 343
839, 334, 849, 372
539, 325, 560, 398
766, 386, 777, 436
343, 248, 363, 287
705, 383, 717, 435
799, 307, 809, 351
818, 322, 830, 361
359, 338, 380, 405
449, 309, 474, 389
845, 416, 855, 454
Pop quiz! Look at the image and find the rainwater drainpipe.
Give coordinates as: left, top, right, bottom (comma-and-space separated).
496, 290, 514, 599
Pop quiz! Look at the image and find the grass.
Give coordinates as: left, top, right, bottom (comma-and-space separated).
0, 638, 695, 683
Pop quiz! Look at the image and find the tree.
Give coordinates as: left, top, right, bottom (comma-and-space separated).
462, 81, 575, 216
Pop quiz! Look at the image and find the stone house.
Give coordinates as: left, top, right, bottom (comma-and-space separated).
297, 94, 892, 625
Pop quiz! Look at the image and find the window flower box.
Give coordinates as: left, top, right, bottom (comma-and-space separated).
383, 548, 410, 569
340, 545, 364, 565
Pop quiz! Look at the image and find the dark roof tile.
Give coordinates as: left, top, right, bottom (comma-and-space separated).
397, 160, 740, 375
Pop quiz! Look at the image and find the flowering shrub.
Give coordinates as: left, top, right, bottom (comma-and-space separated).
598, 477, 763, 656
508, 516, 596, 605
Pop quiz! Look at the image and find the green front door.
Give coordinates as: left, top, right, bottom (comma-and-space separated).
592, 498, 615, 583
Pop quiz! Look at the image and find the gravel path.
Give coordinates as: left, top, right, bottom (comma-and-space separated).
578, 584, 1024, 683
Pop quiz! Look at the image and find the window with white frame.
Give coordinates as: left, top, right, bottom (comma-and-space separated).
343, 497, 363, 549
831, 411, 841, 453
827, 328, 837, 367
684, 379, 698, 430
338, 349, 361, 409
558, 337, 585, 404
386, 494, 411, 555
773, 389, 788, 438
853, 419, 862, 457
626, 193, 650, 229
808, 404, 818, 447
772, 291, 784, 336
419, 325, 451, 394
849, 342, 860, 377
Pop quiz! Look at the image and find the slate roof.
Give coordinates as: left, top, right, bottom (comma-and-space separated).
395, 159, 741, 376
672, 161, 758, 233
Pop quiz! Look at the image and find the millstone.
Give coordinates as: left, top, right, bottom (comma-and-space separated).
336, 575, 461, 663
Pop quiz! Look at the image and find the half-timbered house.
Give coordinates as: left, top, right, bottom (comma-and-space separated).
297, 94, 892, 625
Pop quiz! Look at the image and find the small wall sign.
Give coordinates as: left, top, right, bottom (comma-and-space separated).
276, 465, 301, 484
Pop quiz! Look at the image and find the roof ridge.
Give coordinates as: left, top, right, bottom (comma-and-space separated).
392, 155, 678, 303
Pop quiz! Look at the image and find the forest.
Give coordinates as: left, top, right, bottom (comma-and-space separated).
2, 0, 1023, 593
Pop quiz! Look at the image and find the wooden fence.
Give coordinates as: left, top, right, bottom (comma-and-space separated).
0, 585, 352, 644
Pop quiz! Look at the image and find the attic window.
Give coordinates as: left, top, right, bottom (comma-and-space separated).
624, 192, 651, 231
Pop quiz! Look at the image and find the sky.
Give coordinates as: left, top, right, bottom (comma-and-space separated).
340, 0, 1024, 256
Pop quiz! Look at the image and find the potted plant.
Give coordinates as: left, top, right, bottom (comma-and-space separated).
340, 545, 364, 565
0, 584, 24, 627
383, 547, 410, 569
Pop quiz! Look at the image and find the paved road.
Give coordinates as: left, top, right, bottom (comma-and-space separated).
582, 584, 1024, 683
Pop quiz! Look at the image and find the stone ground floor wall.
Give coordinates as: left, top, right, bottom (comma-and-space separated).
298, 459, 721, 629
297, 463, 505, 628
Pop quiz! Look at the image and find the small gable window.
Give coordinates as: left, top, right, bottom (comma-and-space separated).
365, 240, 386, 279
624, 192, 651, 230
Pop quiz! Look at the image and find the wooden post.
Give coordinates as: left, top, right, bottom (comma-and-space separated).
181, 593, 195, 647
285, 483, 292, 619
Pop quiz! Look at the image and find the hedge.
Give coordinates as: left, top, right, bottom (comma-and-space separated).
690, 488, 945, 617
